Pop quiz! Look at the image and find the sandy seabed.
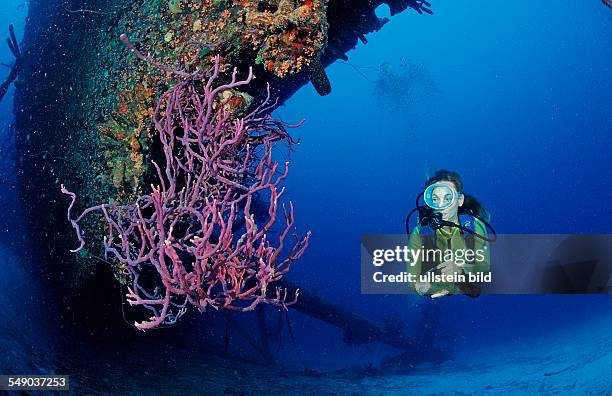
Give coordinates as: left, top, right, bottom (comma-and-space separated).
1, 245, 610, 395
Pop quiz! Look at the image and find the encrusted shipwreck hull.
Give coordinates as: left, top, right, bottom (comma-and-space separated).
13, 0, 429, 332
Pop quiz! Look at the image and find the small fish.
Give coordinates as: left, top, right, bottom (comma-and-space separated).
603, 0, 612, 9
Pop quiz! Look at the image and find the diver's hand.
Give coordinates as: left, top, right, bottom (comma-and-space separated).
431, 289, 450, 299
436, 260, 463, 277
415, 281, 431, 295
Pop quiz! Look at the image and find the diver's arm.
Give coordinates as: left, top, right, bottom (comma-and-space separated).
473, 219, 491, 273
448, 220, 489, 297
407, 226, 427, 293
461, 219, 491, 276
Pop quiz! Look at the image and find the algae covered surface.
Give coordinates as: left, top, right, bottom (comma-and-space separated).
14, 0, 329, 290
14, 0, 423, 294
92, 0, 328, 197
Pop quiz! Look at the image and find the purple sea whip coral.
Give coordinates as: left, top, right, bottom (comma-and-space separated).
61, 36, 310, 330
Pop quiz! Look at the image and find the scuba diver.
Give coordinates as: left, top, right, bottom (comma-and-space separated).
406, 170, 496, 298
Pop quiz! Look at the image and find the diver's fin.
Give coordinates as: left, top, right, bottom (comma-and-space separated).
308, 55, 331, 96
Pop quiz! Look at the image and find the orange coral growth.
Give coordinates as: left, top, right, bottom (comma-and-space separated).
97, 0, 329, 197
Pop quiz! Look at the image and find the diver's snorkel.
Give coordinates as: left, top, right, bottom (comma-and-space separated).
405, 185, 497, 242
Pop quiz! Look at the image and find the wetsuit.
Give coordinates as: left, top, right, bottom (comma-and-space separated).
407, 218, 490, 296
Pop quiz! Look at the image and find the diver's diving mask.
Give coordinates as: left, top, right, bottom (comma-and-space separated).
423, 182, 461, 211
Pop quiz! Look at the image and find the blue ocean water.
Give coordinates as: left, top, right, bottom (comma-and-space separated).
274, 0, 612, 361
0, 0, 610, 393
